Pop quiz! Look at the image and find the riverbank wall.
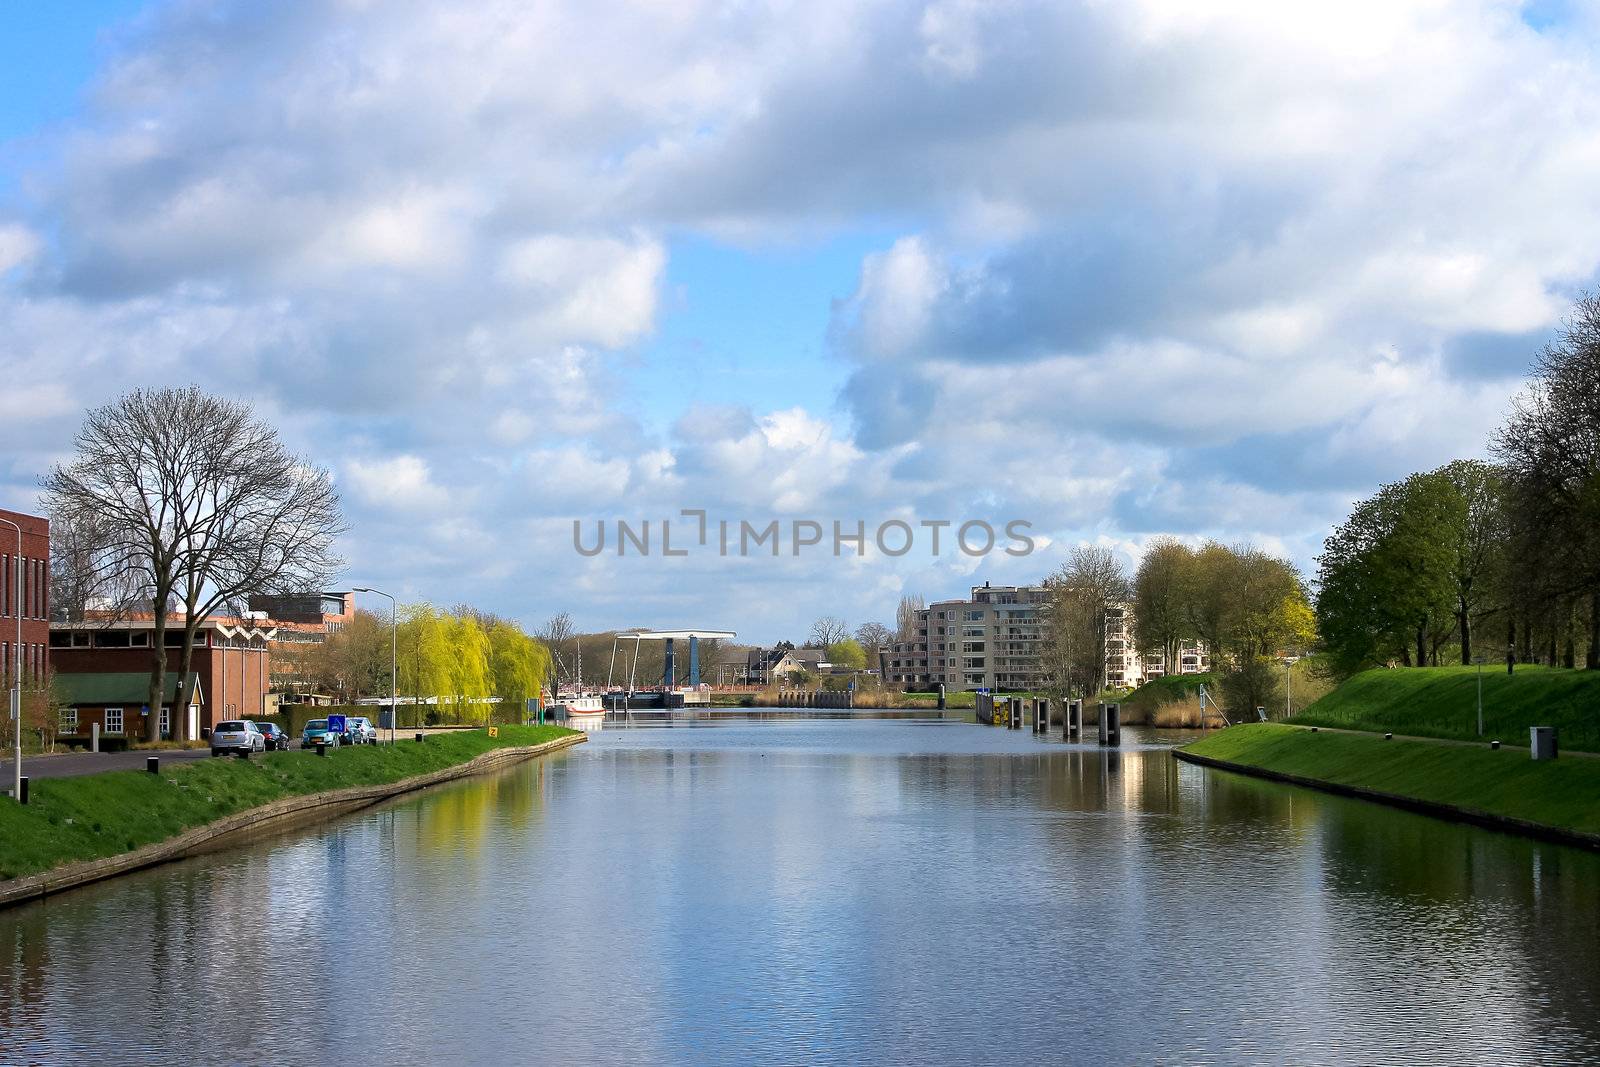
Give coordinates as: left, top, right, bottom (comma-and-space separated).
0, 732, 586, 910
1176, 723, 1600, 852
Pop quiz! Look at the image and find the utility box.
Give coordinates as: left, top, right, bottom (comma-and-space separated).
1531, 726, 1558, 761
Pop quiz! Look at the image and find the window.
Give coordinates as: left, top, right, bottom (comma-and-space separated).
93, 630, 132, 648
104, 707, 124, 734
159, 707, 170, 738
59, 708, 78, 733
130, 631, 150, 647
49, 631, 72, 648
964, 610, 983, 621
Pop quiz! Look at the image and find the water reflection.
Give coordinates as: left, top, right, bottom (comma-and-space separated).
1, 720, 1597, 1065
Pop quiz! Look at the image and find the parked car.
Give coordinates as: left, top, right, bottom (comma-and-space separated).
258, 722, 290, 751
211, 720, 266, 757
347, 716, 379, 744
301, 719, 343, 748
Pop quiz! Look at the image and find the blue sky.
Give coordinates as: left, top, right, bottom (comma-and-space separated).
2, 1, 1597, 643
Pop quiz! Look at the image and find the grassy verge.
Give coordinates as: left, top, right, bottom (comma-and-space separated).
1182, 723, 1600, 838
0, 724, 577, 881
1292, 665, 1600, 752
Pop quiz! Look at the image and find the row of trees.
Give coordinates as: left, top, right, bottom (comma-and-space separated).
1046, 541, 1314, 715
303, 604, 552, 723
1316, 295, 1600, 675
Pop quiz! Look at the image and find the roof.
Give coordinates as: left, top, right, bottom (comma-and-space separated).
780, 649, 826, 665
55, 672, 203, 707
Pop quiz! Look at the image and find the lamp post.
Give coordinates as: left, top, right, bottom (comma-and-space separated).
351, 587, 397, 745
0, 518, 21, 802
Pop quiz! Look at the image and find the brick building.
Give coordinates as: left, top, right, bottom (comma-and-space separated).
50, 617, 274, 736
55, 672, 203, 745
0, 507, 50, 686
248, 592, 353, 702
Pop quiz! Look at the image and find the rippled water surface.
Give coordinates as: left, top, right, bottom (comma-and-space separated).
3, 719, 1599, 1065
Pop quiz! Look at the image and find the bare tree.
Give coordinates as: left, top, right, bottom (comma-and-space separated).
855, 621, 894, 651
808, 615, 849, 648
43, 387, 344, 741
46, 506, 140, 623
536, 612, 575, 686
895, 594, 925, 639
1043, 545, 1130, 697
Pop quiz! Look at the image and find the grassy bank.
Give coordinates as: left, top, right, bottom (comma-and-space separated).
0, 724, 576, 881
1182, 723, 1600, 839
1293, 665, 1600, 752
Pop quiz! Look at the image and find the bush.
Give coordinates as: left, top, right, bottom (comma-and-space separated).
1220, 656, 1282, 721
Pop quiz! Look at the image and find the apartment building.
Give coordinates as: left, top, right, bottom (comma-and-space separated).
888, 584, 1209, 692
886, 582, 1049, 691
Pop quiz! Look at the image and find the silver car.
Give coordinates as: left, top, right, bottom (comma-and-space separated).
347, 716, 379, 744
211, 720, 266, 757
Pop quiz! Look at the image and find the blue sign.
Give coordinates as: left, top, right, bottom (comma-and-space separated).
327, 714, 347, 734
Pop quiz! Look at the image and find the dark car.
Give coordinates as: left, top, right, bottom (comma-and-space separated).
258, 723, 290, 750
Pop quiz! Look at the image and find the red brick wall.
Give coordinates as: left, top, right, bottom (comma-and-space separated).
0, 508, 49, 685
50, 641, 270, 731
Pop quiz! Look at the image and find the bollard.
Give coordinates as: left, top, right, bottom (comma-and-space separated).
1066, 699, 1080, 738
937, 683, 947, 711
19, 776, 29, 805
146, 756, 159, 775
1490, 740, 1501, 750
315, 742, 326, 757
1012, 698, 1023, 730
1384, 732, 1392, 740
1098, 703, 1109, 746
1036, 698, 1048, 733
415, 732, 425, 743
92, 722, 100, 754
1105, 703, 1121, 746
1531, 726, 1558, 761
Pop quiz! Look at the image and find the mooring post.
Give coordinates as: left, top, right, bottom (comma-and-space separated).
937, 683, 946, 711
1066, 699, 1080, 738
1011, 698, 1023, 730
1105, 702, 1121, 746
1098, 703, 1109, 745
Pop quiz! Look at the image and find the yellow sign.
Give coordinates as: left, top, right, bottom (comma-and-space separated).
487, 726, 499, 738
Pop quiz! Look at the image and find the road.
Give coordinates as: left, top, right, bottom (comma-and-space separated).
2, 729, 476, 788
3, 746, 225, 783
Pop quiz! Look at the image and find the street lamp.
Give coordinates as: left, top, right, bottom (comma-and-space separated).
0, 518, 21, 802
351, 587, 397, 745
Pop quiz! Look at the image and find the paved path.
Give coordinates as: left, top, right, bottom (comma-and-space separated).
3, 746, 218, 784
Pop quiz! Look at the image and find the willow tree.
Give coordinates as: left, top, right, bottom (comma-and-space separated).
488, 622, 551, 722
42, 387, 343, 741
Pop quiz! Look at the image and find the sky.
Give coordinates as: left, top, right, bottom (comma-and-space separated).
2, 0, 1598, 643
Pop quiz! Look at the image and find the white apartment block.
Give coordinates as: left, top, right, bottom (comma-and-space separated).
888, 587, 1208, 692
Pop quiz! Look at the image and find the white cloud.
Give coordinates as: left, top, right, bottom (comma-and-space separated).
343, 455, 450, 511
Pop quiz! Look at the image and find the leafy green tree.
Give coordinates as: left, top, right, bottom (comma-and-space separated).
1316, 475, 1457, 674
827, 637, 868, 671
1494, 292, 1600, 668
1133, 538, 1195, 669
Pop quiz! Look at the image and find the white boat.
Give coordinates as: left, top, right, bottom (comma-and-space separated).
551, 692, 605, 732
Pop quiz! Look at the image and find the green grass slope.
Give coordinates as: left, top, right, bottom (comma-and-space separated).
1184, 723, 1600, 838
0, 725, 576, 881
1292, 665, 1600, 752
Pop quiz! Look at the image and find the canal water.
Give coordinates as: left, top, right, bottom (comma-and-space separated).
2, 719, 1598, 1065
